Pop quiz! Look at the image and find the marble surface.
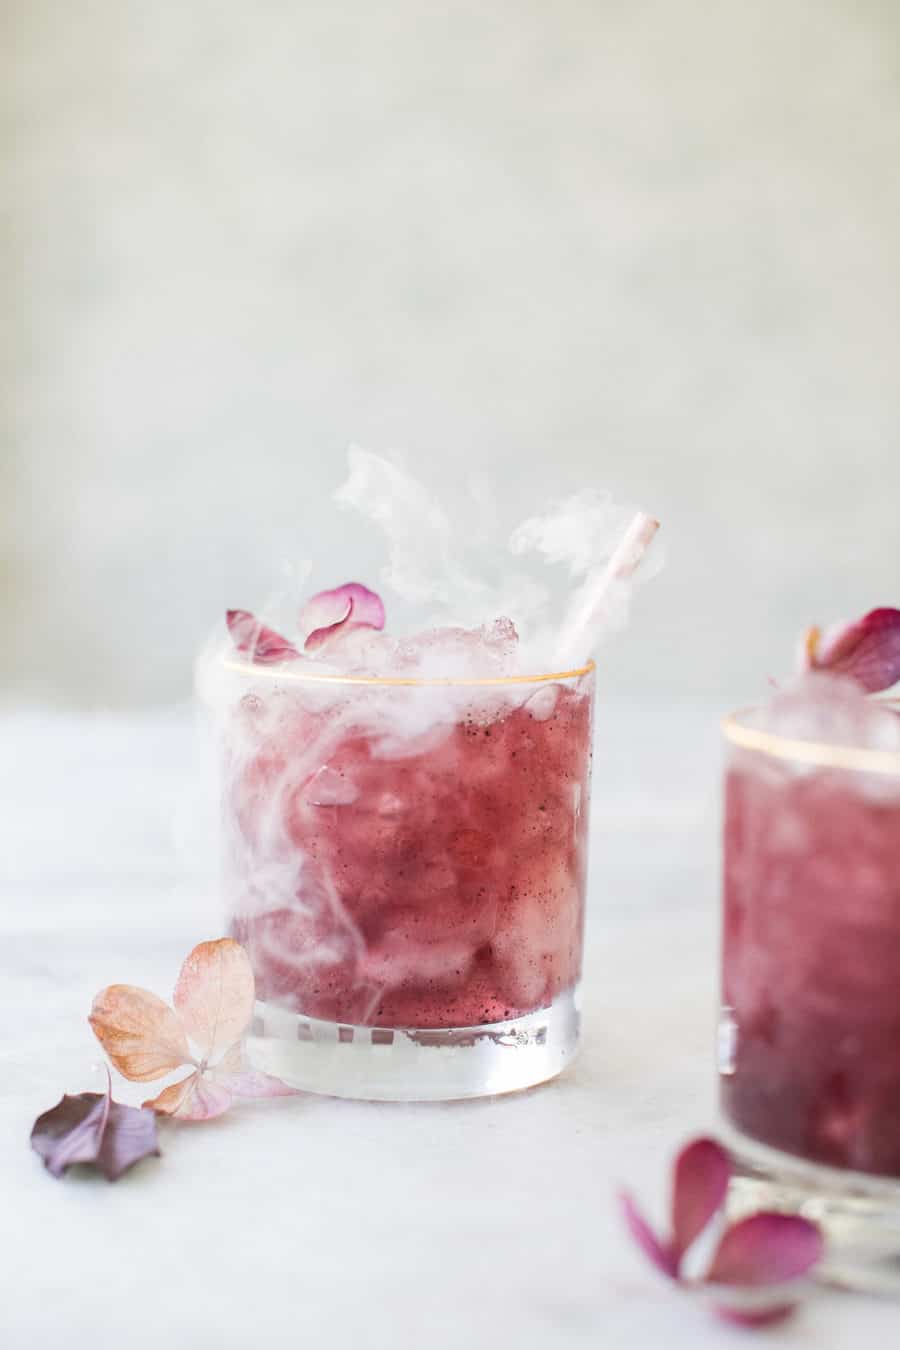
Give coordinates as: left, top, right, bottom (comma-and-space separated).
2, 704, 896, 1348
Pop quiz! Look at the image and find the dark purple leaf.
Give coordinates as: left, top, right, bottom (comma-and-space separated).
706, 1213, 824, 1287
619, 1191, 678, 1279
226, 610, 300, 665
671, 1137, 731, 1265
31, 1089, 160, 1181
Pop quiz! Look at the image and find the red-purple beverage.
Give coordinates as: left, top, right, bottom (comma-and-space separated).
218, 648, 594, 1099
721, 687, 900, 1178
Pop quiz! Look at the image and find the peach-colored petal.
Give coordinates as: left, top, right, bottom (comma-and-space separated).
89, 985, 192, 1082
144, 1072, 234, 1121
172, 939, 255, 1063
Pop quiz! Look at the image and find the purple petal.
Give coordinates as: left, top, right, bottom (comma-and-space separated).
671, 1137, 731, 1264
619, 1190, 679, 1279
226, 610, 300, 665
30, 1089, 160, 1182
804, 607, 900, 693
301, 583, 385, 653
707, 1213, 824, 1287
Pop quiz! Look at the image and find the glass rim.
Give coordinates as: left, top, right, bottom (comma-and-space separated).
722, 700, 900, 776
220, 656, 595, 689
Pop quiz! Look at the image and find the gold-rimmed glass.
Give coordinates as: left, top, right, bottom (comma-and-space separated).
719, 701, 900, 1291
211, 656, 596, 1101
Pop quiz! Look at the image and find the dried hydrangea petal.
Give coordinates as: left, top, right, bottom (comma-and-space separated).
31, 1088, 160, 1181
145, 1072, 234, 1121
89, 986, 192, 1082
173, 939, 255, 1064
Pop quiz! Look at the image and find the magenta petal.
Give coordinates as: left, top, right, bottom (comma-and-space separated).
806, 607, 900, 693
671, 1137, 732, 1264
301, 583, 385, 652
303, 596, 353, 652
226, 610, 300, 665
619, 1191, 679, 1279
707, 1213, 824, 1287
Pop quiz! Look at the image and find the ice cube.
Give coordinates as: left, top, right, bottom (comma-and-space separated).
402, 617, 519, 680
523, 684, 560, 722
760, 674, 900, 753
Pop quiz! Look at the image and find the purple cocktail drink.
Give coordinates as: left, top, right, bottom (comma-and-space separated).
216, 625, 594, 1099
205, 454, 659, 1100
720, 676, 900, 1286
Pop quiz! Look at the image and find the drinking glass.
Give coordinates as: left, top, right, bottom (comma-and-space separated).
719, 703, 900, 1291
216, 656, 595, 1100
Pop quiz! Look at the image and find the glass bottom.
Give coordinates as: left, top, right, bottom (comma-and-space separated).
245, 984, 581, 1102
722, 1122, 900, 1295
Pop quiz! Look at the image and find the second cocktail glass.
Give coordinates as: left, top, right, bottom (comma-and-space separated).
719, 699, 900, 1290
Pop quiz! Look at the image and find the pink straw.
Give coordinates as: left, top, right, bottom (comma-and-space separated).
556, 512, 660, 664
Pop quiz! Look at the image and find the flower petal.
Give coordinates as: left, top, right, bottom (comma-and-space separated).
707, 1213, 824, 1287
226, 610, 299, 665
671, 1137, 731, 1263
31, 1088, 160, 1181
301, 583, 385, 652
619, 1191, 678, 1279
804, 607, 900, 693
144, 1072, 233, 1121
89, 985, 192, 1082
172, 938, 255, 1063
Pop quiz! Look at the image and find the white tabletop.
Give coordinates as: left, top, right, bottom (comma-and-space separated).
2, 703, 895, 1348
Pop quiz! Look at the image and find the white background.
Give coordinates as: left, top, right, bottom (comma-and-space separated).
3, 5, 900, 1347
4, 0, 899, 708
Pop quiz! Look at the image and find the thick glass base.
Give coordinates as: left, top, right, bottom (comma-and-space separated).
246, 985, 581, 1102
722, 1123, 900, 1295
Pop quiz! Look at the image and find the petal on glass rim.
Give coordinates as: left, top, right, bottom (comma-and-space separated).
671, 1137, 731, 1263
89, 986, 192, 1082
172, 939, 256, 1064
803, 607, 900, 693
619, 1191, 679, 1279
301, 583, 385, 652
706, 1213, 824, 1287
226, 610, 300, 665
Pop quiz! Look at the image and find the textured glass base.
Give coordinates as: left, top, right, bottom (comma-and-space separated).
246, 985, 581, 1102
723, 1124, 900, 1295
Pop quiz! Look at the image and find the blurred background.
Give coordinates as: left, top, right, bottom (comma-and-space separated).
4, 0, 899, 709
